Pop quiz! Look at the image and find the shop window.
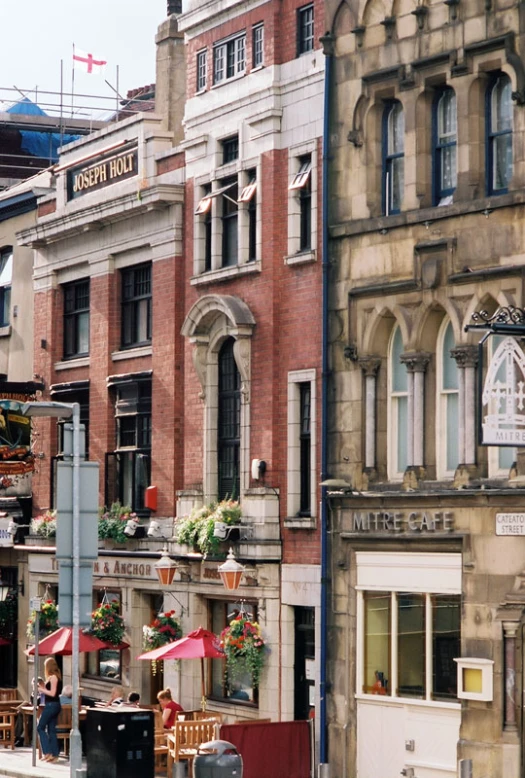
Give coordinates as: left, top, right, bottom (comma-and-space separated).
297, 4, 314, 55
86, 590, 122, 680
121, 263, 152, 348
63, 279, 90, 359
213, 33, 246, 85
0, 247, 12, 327
433, 89, 457, 205
197, 49, 207, 92
383, 102, 404, 215
218, 338, 240, 501
437, 320, 459, 478
362, 590, 460, 701
388, 326, 408, 479
487, 74, 513, 195
210, 600, 258, 704
253, 24, 264, 67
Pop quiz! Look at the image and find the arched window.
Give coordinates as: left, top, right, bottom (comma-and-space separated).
437, 321, 459, 478
434, 89, 457, 205
388, 326, 408, 478
487, 74, 513, 194
383, 102, 404, 215
218, 338, 241, 500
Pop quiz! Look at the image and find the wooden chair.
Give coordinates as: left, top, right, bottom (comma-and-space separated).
190, 711, 223, 723
56, 705, 73, 757
0, 689, 18, 702
167, 719, 220, 778
153, 710, 169, 774
0, 711, 15, 749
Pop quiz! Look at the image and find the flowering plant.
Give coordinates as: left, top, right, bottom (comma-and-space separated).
27, 599, 59, 639
176, 499, 241, 557
98, 502, 136, 543
220, 615, 266, 688
142, 610, 182, 651
30, 510, 57, 538
90, 601, 125, 645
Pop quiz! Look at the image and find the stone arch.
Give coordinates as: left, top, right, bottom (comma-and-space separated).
330, 0, 358, 36
363, 304, 410, 357
362, 0, 388, 27
181, 294, 256, 501
463, 291, 516, 341
414, 300, 461, 352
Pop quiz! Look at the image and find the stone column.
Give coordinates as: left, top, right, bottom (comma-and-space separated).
401, 353, 430, 467
502, 621, 519, 731
359, 358, 381, 470
451, 346, 478, 465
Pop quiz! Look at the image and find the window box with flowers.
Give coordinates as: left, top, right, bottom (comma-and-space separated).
90, 601, 125, 646
175, 499, 241, 557
98, 502, 136, 544
143, 610, 183, 651
30, 510, 57, 539
27, 600, 59, 640
220, 614, 266, 691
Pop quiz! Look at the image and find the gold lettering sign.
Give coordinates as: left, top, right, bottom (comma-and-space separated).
68, 148, 138, 199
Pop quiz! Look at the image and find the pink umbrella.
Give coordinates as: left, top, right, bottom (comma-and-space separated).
26, 627, 108, 656
138, 627, 224, 705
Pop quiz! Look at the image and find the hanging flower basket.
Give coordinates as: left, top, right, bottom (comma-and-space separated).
142, 610, 182, 651
27, 600, 59, 640
220, 615, 266, 689
90, 601, 125, 646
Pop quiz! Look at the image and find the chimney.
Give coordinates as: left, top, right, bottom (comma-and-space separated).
156, 16, 186, 143
167, 0, 181, 14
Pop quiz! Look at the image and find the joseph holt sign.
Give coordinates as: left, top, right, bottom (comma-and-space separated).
67, 143, 138, 199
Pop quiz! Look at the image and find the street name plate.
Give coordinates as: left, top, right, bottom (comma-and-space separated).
496, 513, 525, 535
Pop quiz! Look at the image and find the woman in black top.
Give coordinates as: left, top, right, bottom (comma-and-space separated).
37, 656, 62, 762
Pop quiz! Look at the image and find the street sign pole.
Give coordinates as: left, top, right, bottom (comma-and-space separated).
31, 598, 41, 768
70, 403, 81, 777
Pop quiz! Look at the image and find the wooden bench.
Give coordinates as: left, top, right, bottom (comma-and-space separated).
153, 710, 169, 774
167, 719, 220, 777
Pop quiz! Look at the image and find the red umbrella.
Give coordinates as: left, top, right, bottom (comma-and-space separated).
138, 627, 224, 706
26, 627, 108, 656
0, 637, 11, 646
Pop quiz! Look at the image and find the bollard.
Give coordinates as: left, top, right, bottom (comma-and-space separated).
173, 762, 186, 778
459, 759, 473, 778
77, 769, 87, 778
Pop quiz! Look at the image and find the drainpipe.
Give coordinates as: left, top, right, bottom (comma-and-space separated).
319, 29, 335, 778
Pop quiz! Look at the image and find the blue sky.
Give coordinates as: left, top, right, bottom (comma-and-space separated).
2, 0, 167, 118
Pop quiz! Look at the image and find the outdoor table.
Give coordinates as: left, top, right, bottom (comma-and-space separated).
20, 704, 87, 746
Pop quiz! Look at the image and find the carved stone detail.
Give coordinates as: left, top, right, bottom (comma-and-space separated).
400, 351, 431, 373
451, 345, 478, 368
358, 357, 381, 377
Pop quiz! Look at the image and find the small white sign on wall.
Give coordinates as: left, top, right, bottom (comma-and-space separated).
496, 513, 525, 536
0, 517, 14, 546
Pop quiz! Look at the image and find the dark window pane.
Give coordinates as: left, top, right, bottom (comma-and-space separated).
398, 593, 425, 698
432, 595, 460, 700
218, 339, 240, 500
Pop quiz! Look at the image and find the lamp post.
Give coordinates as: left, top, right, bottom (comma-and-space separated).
22, 401, 82, 778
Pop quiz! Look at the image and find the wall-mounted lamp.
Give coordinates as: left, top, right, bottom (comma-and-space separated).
154, 546, 177, 587
218, 548, 245, 591
123, 517, 141, 537
147, 520, 169, 539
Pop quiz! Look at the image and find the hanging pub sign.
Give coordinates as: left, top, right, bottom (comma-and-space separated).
481, 336, 525, 446
67, 143, 138, 199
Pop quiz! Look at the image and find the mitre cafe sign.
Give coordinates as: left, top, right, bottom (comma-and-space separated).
67, 144, 138, 199
482, 336, 525, 445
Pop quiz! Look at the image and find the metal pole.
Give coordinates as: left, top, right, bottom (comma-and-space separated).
70, 402, 81, 777
31, 611, 39, 767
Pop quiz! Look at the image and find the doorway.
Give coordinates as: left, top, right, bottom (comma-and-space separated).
294, 606, 315, 720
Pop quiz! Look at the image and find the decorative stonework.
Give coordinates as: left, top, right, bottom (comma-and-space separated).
400, 352, 431, 372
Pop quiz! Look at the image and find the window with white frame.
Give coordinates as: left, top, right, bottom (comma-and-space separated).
437, 320, 459, 478
194, 168, 260, 274
0, 247, 12, 327
213, 33, 246, 85
488, 334, 517, 476
357, 552, 461, 702
253, 24, 264, 67
297, 4, 314, 55
383, 101, 404, 215
388, 326, 408, 479
434, 88, 457, 205
487, 74, 513, 195
287, 151, 316, 261
197, 49, 207, 92
287, 369, 316, 520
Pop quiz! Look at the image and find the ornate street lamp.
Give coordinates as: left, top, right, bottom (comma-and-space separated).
154, 546, 177, 586
218, 548, 244, 591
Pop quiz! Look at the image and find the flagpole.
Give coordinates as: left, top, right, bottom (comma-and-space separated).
71, 43, 76, 117
59, 60, 64, 151
116, 64, 119, 116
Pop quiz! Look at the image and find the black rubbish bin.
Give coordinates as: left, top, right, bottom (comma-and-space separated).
85, 707, 154, 778
193, 740, 243, 778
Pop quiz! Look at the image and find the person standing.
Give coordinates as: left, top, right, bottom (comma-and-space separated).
157, 689, 183, 729
37, 657, 63, 763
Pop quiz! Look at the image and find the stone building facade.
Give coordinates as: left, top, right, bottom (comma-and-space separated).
323, 0, 525, 775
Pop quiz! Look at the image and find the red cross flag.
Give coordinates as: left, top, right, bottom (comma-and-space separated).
73, 47, 107, 75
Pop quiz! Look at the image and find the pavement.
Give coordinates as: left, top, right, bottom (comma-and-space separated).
0, 746, 81, 778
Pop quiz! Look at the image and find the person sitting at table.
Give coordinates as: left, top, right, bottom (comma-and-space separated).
105, 686, 125, 707
157, 688, 183, 728
126, 692, 140, 707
